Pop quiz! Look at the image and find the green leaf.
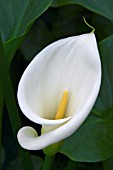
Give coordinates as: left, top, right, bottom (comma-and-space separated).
51, 0, 113, 23
91, 15, 113, 42
60, 34, 113, 162
20, 4, 113, 62
0, 0, 52, 65
52, 154, 103, 170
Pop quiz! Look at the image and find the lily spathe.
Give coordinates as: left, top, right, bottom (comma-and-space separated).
17, 33, 101, 150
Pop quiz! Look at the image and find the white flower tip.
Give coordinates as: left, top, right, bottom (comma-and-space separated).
17, 127, 38, 150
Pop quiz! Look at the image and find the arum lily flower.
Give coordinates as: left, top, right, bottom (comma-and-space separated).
17, 33, 101, 151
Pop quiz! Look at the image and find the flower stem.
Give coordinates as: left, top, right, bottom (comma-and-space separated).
42, 155, 55, 170
0, 35, 34, 170
0, 82, 3, 170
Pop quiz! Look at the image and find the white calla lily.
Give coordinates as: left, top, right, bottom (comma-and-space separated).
17, 33, 101, 150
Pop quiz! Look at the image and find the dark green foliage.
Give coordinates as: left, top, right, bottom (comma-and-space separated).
1, 0, 113, 169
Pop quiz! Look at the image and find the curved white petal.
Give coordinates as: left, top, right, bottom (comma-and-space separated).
17, 33, 101, 150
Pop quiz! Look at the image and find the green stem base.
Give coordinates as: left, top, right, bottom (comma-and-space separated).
42, 155, 55, 170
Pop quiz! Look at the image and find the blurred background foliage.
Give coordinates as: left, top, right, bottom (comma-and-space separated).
1, 0, 113, 170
